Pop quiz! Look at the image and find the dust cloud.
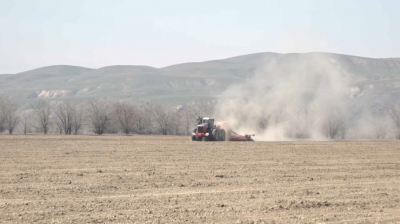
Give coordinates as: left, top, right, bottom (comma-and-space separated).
214, 54, 351, 141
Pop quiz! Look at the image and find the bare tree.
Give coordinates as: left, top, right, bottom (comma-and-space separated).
133, 106, 147, 134
134, 102, 156, 134
5, 111, 19, 135
53, 116, 64, 134
170, 109, 182, 135
53, 101, 86, 135
87, 101, 112, 135
54, 101, 77, 135
386, 102, 400, 139
322, 109, 346, 139
112, 101, 136, 134
20, 111, 31, 134
152, 103, 181, 135
0, 95, 19, 134
72, 105, 86, 134
31, 100, 52, 134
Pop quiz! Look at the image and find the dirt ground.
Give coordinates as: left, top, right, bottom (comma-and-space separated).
0, 135, 399, 224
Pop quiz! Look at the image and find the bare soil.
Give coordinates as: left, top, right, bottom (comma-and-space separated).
0, 135, 399, 223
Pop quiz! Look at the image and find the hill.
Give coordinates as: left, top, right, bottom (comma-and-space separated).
1, 52, 400, 107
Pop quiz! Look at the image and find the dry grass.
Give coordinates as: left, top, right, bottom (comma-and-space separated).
0, 135, 399, 223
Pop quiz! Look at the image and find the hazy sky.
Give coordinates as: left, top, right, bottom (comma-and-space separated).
1, 0, 399, 73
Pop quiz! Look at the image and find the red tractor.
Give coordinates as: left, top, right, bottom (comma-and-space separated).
192, 117, 226, 141
191, 117, 254, 141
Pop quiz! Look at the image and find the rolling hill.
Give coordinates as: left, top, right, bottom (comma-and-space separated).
1, 52, 400, 108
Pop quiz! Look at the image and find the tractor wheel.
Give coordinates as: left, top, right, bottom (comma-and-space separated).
216, 129, 221, 141
191, 135, 196, 141
212, 129, 219, 141
220, 129, 226, 141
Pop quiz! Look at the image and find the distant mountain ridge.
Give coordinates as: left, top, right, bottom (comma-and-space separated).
1, 52, 400, 108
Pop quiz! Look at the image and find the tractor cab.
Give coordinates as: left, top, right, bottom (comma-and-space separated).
194, 117, 215, 139
201, 117, 215, 127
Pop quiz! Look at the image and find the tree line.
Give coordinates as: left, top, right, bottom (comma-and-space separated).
0, 94, 213, 135
1, 93, 400, 139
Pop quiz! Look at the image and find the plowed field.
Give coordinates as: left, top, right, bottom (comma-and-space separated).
1, 135, 399, 223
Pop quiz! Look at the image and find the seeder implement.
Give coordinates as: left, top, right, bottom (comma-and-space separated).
228, 130, 255, 141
